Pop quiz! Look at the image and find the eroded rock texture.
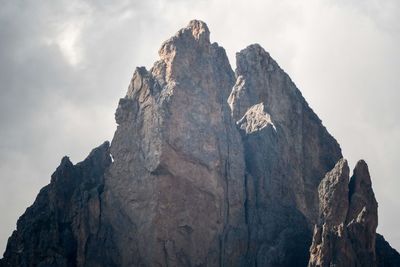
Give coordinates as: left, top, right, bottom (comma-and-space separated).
102, 20, 247, 267
0, 142, 111, 267
308, 160, 379, 267
1, 20, 399, 267
229, 43, 343, 267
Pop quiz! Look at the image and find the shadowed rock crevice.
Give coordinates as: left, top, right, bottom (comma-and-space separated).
1, 20, 399, 267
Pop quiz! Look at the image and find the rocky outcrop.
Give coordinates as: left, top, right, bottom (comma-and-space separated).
101, 19, 247, 267
1, 20, 399, 267
347, 160, 379, 266
376, 234, 400, 267
308, 159, 356, 266
0, 142, 111, 267
308, 160, 379, 267
230, 44, 343, 266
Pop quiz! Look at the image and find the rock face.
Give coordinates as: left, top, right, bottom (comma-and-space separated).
308, 159, 378, 267
102, 20, 247, 266
229, 43, 343, 266
0, 142, 111, 267
376, 234, 400, 267
308, 159, 383, 267
1, 20, 399, 267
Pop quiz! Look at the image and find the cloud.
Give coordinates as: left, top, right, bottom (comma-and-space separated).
1, 0, 399, 254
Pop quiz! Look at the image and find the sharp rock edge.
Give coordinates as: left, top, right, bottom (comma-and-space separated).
1, 20, 399, 267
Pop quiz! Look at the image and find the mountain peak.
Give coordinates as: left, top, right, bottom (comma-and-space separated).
158, 19, 210, 62
187, 19, 210, 42
1, 20, 399, 267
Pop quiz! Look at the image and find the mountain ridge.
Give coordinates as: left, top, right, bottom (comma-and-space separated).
1, 20, 399, 267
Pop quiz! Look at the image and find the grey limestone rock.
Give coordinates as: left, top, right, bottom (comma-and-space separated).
0, 142, 111, 267
308, 160, 380, 267
229, 43, 343, 266
1, 20, 399, 267
102, 19, 247, 266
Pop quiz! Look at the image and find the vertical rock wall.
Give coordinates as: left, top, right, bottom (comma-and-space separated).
229, 44, 342, 266
1, 20, 399, 267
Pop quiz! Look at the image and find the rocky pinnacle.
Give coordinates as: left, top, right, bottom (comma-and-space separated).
1, 20, 399, 267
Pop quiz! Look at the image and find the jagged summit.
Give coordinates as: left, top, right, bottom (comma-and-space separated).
158, 19, 211, 64
235, 43, 274, 74
308, 157, 379, 266
159, 20, 210, 55
183, 20, 210, 43
1, 20, 399, 267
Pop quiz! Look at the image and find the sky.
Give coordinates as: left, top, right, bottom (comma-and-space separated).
0, 0, 399, 254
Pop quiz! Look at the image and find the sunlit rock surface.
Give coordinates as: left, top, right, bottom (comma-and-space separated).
1, 20, 399, 267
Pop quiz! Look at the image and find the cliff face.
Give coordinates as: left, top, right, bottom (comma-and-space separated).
229, 44, 343, 266
102, 20, 247, 266
1, 20, 399, 267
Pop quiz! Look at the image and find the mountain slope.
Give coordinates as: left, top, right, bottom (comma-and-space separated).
1, 20, 399, 267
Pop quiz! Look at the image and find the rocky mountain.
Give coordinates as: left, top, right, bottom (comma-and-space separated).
1, 20, 399, 267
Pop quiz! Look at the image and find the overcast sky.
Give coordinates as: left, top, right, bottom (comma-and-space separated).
1, 0, 399, 254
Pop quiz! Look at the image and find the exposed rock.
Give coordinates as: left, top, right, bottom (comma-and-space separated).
1, 20, 399, 267
376, 234, 400, 267
230, 44, 343, 222
308, 159, 356, 267
237, 103, 276, 134
102, 19, 247, 266
347, 160, 378, 266
308, 160, 380, 267
318, 159, 350, 225
0, 142, 111, 267
230, 43, 342, 266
